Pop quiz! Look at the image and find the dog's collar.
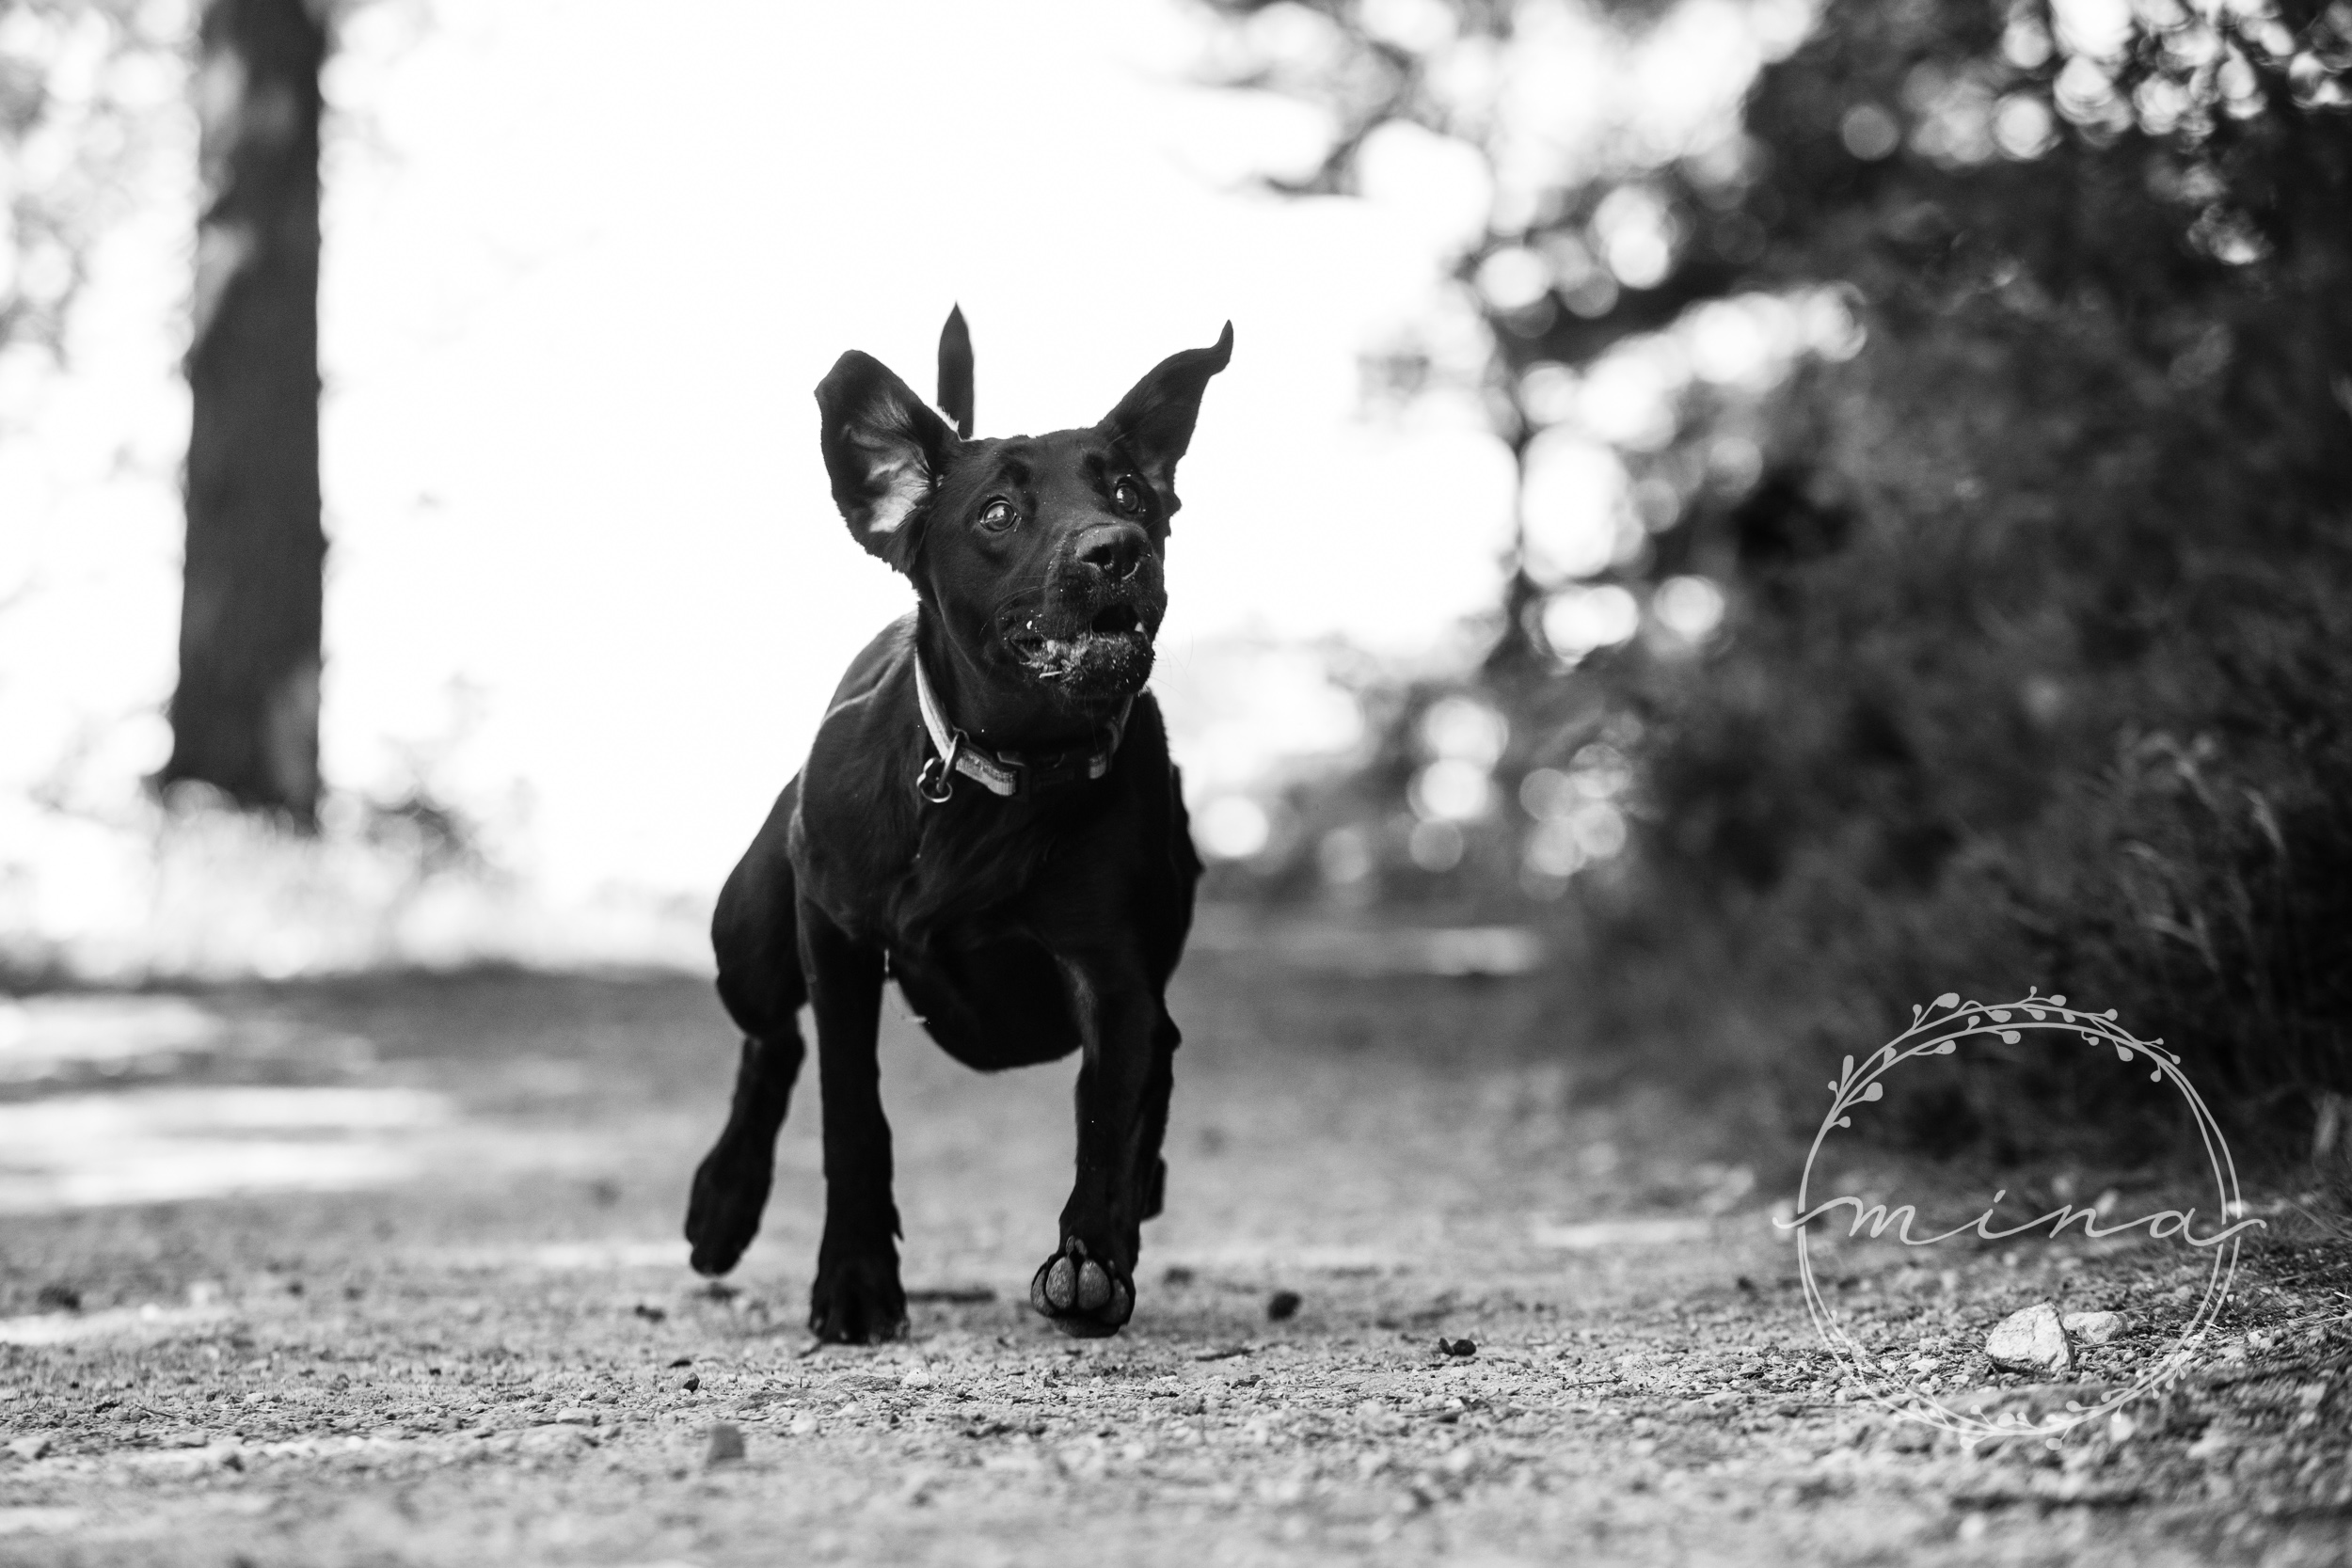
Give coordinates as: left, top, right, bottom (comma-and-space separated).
914, 653, 1131, 802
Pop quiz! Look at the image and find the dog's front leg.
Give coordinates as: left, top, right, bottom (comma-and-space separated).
800, 900, 907, 1342
1030, 951, 1161, 1338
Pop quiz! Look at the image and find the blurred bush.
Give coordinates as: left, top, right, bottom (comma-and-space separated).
1200, 0, 2352, 1166
0, 782, 712, 984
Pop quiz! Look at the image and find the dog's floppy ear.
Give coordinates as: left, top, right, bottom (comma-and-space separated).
937, 305, 974, 439
817, 350, 961, 562
1098, 322, 1233, 515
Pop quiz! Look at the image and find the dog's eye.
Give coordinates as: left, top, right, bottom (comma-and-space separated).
977, 499, 1018, 532
1112, 477, 1146, 515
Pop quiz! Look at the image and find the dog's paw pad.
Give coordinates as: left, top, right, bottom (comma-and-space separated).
1077, 1259, 1113, 1311
1028, 1240, 1132, 1338
1039, 1257, 1075, 1311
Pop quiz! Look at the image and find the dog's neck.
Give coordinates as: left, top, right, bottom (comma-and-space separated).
912, 608, 1121, 753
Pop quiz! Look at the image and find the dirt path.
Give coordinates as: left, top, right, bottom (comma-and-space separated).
1, 930, 2347, 1566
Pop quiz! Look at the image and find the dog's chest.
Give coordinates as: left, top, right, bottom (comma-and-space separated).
881, 799, 1074, 942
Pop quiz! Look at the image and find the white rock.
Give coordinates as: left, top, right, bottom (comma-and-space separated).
2186, 1425, 2237, 1465
518, 1424, 594, 1453
6, 1435, 51, 1461
1984, 1302, 2074, 1376
2062, 1310, 2123, 1345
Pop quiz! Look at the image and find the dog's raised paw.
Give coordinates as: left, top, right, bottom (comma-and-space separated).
684, 1138, 773, 1277
1028, 1238, 1133, 1338
809, 1253, 908, 1344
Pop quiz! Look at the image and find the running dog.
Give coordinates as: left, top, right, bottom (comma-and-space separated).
684, 308, 1232, 1340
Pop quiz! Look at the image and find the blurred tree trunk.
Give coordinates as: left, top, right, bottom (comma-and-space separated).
162, 0, 328, 825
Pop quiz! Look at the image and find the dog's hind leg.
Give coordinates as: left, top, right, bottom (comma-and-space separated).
685, 1025, 804, 1276
686, 781, 809, 1277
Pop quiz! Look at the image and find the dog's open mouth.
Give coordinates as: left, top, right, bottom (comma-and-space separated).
1006, 603, 1155, 695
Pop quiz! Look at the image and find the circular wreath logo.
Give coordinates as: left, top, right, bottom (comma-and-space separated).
1781, 989, 2263, 1442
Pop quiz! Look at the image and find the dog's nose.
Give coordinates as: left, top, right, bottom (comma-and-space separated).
1075, 525, 1148, 581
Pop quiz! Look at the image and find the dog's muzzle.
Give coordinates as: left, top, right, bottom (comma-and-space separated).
1003, 570, 1163, 702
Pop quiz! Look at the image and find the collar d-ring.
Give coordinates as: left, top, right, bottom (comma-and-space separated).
917, 729, 962, 803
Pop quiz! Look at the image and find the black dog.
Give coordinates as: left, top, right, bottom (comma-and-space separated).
684, 309, 1232, 1341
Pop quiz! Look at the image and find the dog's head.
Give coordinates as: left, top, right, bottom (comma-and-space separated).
816, 316, 1232, 719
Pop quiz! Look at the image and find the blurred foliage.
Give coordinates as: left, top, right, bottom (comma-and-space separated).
0, 0, 182, 376
1200, 0, 2352, 1166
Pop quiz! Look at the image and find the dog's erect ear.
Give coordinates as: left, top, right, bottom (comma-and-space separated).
937, 305, 974, 439
817, 351, 961, 562
1098, 322, 1233, 513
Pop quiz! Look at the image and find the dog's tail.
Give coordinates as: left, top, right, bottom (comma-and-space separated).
937, 304, 974, 438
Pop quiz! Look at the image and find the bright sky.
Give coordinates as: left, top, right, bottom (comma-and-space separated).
3, 0, 1526, 900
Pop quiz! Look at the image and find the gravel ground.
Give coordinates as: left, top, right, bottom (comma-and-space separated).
1, 927, 2347, 1567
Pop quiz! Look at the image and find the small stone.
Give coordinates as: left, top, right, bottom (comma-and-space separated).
149, 1443, 239, 1476
705, 1421, 745, 1464
7, 1435, 51, 1461
1266, 1291, 1303, 1323
681, 1374, 701, 1393
899, 1364, 935, 1388
1438, 1337, 1477, 1358
519, 1424, 593, 1454
159, 1429, 210, 1449
1984, 1302, 2074, 1376
2186, 1425, 2237, 1465
553, 1408, 596, 1426
2062, 1310, 2123, 1345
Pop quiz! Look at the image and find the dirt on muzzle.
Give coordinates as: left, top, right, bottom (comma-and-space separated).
1012, 624, 1154, 696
